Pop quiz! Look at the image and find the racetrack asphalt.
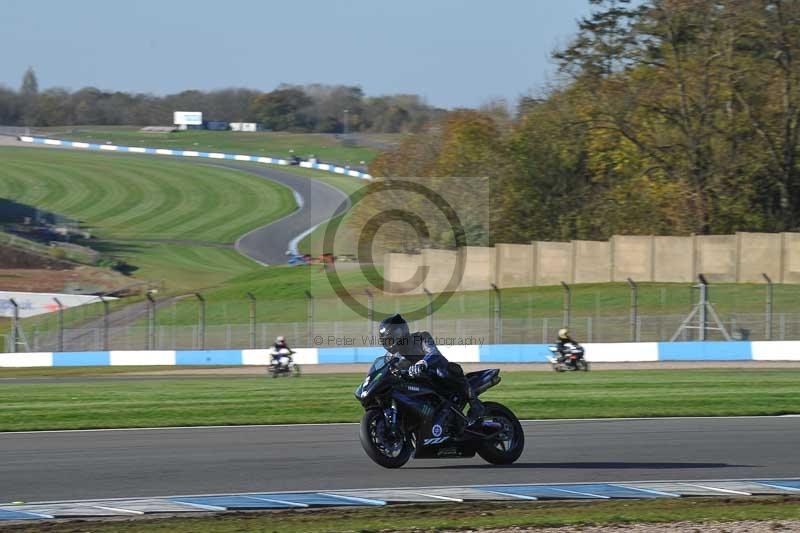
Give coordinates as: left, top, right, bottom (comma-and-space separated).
1, 417, 797, 503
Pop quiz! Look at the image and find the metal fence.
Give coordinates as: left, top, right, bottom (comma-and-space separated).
9, 312, 800, 353
6, 277, 800, 353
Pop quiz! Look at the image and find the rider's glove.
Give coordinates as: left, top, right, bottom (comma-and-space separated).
408, 360, 427, 378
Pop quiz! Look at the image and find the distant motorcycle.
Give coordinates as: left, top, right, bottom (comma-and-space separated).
269, 348, 301, 378
355, 354, 524, 468
548, 344, 589, 372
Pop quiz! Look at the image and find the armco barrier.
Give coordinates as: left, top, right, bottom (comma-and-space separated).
1, 341, 799, 367
18, 136, 373, 180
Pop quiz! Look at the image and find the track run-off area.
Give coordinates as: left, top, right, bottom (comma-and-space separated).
1, 416, 798, 503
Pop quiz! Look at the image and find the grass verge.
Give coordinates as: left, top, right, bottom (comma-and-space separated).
4, 497, 800, 532
0, 369, 797, 431
0, 147, 297, 291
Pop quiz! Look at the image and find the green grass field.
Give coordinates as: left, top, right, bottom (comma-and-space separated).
0, 147, 298, 290
14, 498, 800, 533
136, 274, 800, 331
50, 128, 384, 166
0, 369, 797, 431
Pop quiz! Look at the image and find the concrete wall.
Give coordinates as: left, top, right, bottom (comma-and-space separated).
573, 240, 612, 283
495, 244, 534, 288
534, 241, 573, 285
653, 236, 695, 282
737, 232, 782, 283
611, 235, 654, 282
783, 233, 800, 284
695, 234, 737, 282
381, 232, 800, 292
458, 246, 495, 291
421, 249, 459, 293
383, 253, 424, 293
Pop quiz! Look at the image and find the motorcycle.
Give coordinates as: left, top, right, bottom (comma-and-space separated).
268, 348, 301, 378
548, 344, 589, 372
354, 355, 525, 468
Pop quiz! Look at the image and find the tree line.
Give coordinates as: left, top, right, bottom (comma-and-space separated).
368, 0, 800, 248
0, 70, 445, 134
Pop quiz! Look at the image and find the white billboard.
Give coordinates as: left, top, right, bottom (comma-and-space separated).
174, 111, 203, 126
0, 291, 116, 318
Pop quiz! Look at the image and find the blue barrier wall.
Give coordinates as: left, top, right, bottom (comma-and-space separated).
2, 342, 799, 368
479, 344, 552, 363
317, 347, 384, 364
657, 341, 752, 361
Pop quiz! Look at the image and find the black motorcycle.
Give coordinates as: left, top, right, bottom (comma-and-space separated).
354, 355, 524, 468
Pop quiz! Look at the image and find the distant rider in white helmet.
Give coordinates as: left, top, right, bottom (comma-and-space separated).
271, 335, 293, 366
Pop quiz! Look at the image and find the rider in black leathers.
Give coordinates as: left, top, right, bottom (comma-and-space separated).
378, 314, 485, 426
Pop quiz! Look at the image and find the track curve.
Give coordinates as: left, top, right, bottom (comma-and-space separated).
206, 162, 350, 265
1, 417, 797, 502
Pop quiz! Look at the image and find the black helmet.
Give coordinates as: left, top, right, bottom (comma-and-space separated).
378, 314, 409, 354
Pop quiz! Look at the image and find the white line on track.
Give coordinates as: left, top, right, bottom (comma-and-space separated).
0, 414, 797, 436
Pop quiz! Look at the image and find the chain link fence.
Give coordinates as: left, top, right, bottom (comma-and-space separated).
7, 280, 800, 353
10, 312, 800, 353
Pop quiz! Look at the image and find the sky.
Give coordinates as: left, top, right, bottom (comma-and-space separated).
1, 0, 596, 109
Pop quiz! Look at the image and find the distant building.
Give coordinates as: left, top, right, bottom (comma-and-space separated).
205, 121, 229, 131
230, 122, 264, 132
174, 111, 203, 130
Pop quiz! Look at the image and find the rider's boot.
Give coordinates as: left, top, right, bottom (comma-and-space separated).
466, 398, 486, 429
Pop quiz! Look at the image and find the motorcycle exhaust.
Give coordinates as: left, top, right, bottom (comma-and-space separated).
474, 375, 501, 396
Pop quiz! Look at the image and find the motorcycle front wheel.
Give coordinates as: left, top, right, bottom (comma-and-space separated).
578, 359, 590, 371
359, 409, 413, 468
476, 401, 525, 465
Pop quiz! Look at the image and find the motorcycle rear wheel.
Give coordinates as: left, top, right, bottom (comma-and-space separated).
359, 409, 412, 468
476, 402, 525, 465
